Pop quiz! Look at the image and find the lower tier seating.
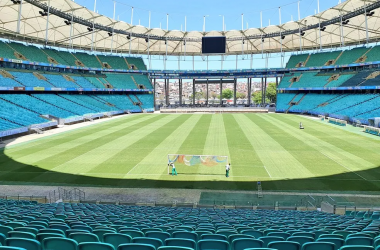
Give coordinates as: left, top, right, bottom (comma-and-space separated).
277, 93, 380, 123
0, 200, 379, 250
0, 93, 153, 131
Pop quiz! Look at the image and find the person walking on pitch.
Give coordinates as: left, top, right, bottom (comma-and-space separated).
170, 163, 177, 176
226, 163, 231, 177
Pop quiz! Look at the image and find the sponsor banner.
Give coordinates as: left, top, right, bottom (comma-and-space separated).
50, 88, 62, 91
0, 127, 28, 138
33, 87, 45, 91
8, 58, 23, 64
0, 87, 14, 90
14, 87, 25, 91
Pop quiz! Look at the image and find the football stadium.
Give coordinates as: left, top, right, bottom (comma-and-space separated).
1, 0, 380, 249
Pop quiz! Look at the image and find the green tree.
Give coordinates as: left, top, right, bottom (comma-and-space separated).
266, 82, 277, 103
252, 91, 269, 104
236, 92, 246, 99
222, 89, 233, 99
189, 92, 206, 101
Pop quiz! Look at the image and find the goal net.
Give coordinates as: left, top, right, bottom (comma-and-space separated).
167, 154, 228, 175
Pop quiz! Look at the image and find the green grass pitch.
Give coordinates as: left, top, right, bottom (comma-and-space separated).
1, 113, 380, 192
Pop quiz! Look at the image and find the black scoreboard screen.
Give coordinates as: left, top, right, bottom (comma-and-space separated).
202, 36, 226, 54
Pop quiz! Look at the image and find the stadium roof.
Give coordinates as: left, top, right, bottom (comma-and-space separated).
1, 0, 380, 56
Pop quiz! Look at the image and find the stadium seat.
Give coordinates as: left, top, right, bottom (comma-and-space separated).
0, 226, 13, 237
0, 247, 28, 250
319, 234, 344, 239
268, 232, 291, 239
103, 233, 132, 249
36, 233, 64, 242
268, 241, 301, 250
39, 229, 65, 236
157, 247, 193, 250
197, 239, 229, 250
340, 246, 374, 250
70, 232, 100, 243
316, 238, 344, 249
301, 242, 336, 250
242, 230, 264, 238
287, 236, 314, 246
5, 238, 41, 250
171, 232, 197, 242
42, 237, 79, 250
14, 228, 38, 235
133, 237, 163, 249
78, 242, 115, 250
145, 232, 171, 243
232, 238, 264, 250
118, 243, 156, 250
345, 237, 373, 246
165, 239, 196, 249
0, 234, 5, 245
201, 234, 228, 241
259, 237, 285, 247
94, 229, 117, 242
119, 230, 144, 239
8, 232, 36, 240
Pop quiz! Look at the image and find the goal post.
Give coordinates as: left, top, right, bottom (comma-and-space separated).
167, 154, 229, 174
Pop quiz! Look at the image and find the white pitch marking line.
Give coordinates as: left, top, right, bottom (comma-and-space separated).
125, 163, 140, 176
263, 165, 273, 178
319, 151, 368, 181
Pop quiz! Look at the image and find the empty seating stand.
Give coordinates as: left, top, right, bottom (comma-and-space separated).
0, 200, 379, 250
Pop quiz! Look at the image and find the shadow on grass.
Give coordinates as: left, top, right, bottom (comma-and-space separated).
0, 138, 380, 191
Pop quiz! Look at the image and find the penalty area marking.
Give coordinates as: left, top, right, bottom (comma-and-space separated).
319, 151, 368, 181
262, 165, 273, 178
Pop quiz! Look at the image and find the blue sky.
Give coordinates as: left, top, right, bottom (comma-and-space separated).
74, 0, 344, 70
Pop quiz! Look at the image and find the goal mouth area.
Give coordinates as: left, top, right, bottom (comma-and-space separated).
167, 154, 228, 174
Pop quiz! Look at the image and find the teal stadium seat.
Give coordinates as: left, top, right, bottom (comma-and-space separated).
70, 232, 100, 243
268, 241, 301, 250
5, 238, 41, 250
165, 239, 196, 249
42, 237, 79, 250
133, 237, 163, 249
78, 242, 115, 250
118, 243, 156, 250
232, 238, 264, 250
197, 239, 229, 250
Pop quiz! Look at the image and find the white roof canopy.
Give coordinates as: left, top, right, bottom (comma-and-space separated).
0, 0, 380, 55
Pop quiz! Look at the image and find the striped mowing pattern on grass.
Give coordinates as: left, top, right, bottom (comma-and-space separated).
1, 113, 380, 191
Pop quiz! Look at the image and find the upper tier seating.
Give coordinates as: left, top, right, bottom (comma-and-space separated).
97, 55, 129, 69
74, 52, 102, 68
9, 42, 50, 64
126, 57, 147, 70
306, 51, 342, 67
334, 47, 369, 65
133, 75, 153, 89
285, 54, 309, 68
279, 72, 355, 88
0, 200, 379, 250
105, 74, 137, 89
0, 41, 18, 59
0, 41, 147, 70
